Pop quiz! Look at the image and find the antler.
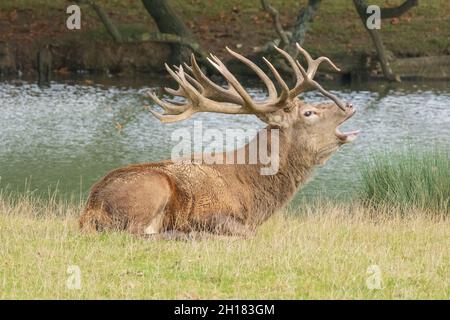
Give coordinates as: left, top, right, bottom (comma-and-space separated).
147, 44, 347, 123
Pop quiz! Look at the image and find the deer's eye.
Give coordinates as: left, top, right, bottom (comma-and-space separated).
304, 111, 313, 117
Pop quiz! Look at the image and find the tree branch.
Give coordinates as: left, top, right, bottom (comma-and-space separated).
76, 0, 206, 65
381, 0, 418, 19
141, 0, 194, 64
353, 0, 401, 82
261, 0, 289, 48
76, 0, 123, 43
287, 0, 321, 57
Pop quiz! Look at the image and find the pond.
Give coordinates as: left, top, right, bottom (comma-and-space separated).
0, 77, 449, 206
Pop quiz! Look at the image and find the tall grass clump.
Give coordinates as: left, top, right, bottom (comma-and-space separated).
359, 147, 449, 214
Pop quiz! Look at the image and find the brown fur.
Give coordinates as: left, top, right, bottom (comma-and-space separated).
79, 98, 356, 237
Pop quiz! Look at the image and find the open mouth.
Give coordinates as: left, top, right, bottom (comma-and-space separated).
335, 109, 359, 143
335, 129, 359, 143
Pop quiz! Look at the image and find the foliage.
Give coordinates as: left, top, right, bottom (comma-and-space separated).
359, 147, 449, 214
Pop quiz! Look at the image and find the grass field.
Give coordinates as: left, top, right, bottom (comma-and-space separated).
0, 194, 448, 299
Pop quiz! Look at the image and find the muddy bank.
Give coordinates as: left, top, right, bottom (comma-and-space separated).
1, 39, 449, 82
391, 55, 450, 80
0, 40, 171, 77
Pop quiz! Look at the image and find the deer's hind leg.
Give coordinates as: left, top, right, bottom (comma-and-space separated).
142, 207, 166, 235
125, 173, 173, 235
91, 171, 173, 235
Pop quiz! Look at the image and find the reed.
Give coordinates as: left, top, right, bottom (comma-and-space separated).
359, 147, 449, 214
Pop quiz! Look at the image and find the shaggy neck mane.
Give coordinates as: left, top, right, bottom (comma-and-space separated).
233, 126, 317, 222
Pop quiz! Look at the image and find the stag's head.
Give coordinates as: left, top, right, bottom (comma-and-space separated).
148, 44, 358, 164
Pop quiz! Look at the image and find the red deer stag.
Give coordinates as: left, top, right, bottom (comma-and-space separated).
79, 44, 358, 238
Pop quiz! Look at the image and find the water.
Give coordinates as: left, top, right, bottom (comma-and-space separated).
0, 77, 449, 205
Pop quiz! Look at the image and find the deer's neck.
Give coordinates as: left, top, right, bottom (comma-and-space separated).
241, 126, 317, 220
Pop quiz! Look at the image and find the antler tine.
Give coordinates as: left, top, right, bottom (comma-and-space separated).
295, 61, 346, 111
164, 86, 184, 96
296, 43, 341, 77
149, 107, 196, 123
189, 54, 244, 105
174, 64, 203, 92
262, 57, 289, 105
182, 62, 205, 92
164, 63, 190, 96
149, 61, 257, 123
273, 45, 305, 98
182, 62, 193, 73
147, 65, 200, 121
225, 47, 277, 101
174, 65, 206, 107
276, 43, 346, 110
163, 65, 186, 97
169, 64, 203, 106
208, 53, 282, 113
147, 91, 189, 115
207, 54, 255, 107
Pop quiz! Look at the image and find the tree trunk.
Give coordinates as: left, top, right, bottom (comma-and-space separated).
89, 1, 123, 43
380, 0, 418, 19
261, 0, 289, 48
353, 0, 400, 82
75, 0, 123, 43
142, 0, 193, 64
37, 44, 52, 86
286, 0, 321, 56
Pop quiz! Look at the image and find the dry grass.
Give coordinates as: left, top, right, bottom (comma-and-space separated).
0, 194, 448, 299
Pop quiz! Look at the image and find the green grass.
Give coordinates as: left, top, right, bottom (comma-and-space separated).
359, 147, 450, 213
0, 192, 448, 299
